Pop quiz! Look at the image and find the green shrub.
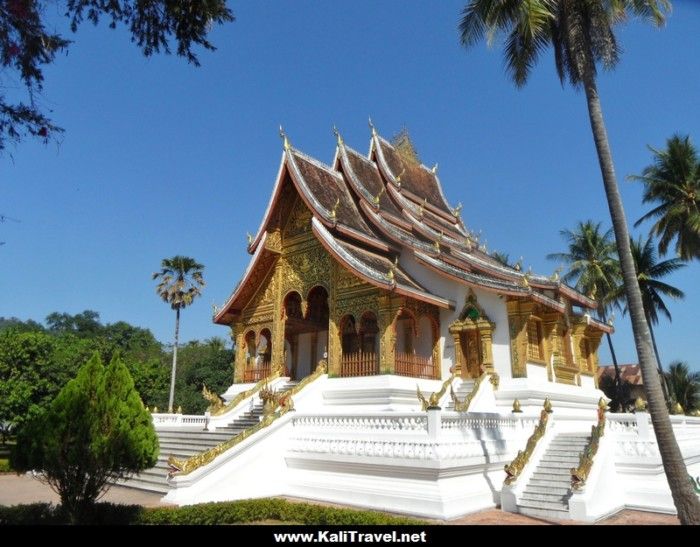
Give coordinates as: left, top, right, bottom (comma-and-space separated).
0, 498, 427, 525
0, 458, 11, 472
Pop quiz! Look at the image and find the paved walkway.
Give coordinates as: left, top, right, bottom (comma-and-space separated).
0, 473, 680, 524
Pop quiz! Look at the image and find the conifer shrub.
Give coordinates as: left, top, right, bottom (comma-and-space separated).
11, 353, 158, 523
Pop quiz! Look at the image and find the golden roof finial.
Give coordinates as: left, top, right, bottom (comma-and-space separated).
431, 163, 438, 174
514, 257, 523, 272
386, 256, 398, 283
279, 125, 290, 150
373, 186, 386, 206
520, 272, 530, 288
452, 202, 463, 217
418, 197, 427, 218
329, 198, 340, 221
512, 399, 522, 413
433, 239, 441, 253
550, 266, 562, 282
368, 116, 377, 137
395, 167, 406, 187
246, 232, 253, 245
333, 125, 343, 146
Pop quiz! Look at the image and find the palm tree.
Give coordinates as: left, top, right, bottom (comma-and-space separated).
631, 134, 700, 261
547, 221, 622, 406
491, 251, 511, 267
664, 361, 700, 415
613, 236, 685, 397
459, 1, 700, 522
153, 256, 205, 412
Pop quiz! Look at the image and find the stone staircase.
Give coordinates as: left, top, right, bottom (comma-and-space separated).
516, 432, 590, 520
121, 380, 298, 494
444, 378, 475, 411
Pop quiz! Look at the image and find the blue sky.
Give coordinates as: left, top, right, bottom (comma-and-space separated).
2, 2, 699, 371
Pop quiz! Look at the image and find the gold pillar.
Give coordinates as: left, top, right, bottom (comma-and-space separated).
378, 293, 395, 374
507, 299, 532, 378
271, 267, 285, 374
232, 322, 245, 384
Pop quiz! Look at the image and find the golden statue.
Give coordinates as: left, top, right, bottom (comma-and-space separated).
201, 384, 225, 412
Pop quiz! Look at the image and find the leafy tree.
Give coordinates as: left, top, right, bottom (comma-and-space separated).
631, 134, 700, 261
0, 329, 92, 428
613, 235, 685, 400
12, 353, 158, 523
172, 337, 232, 414
0, 315, 169, 426
458, 0, 700, 522
547, 221, 622, 406
664, 361, 700, 414
153, 256, 205, 412
0, 0, 234, 152
46, 310, 102, 337
0, 316, 45, 332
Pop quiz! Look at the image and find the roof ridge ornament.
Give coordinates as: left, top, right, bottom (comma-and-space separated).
368, 116, 377, 137
386, 256, 398, 284
431, 163, 438, 174
550, 266, 562, 282
395, 167, 406, 188
452, 202, 463, 217
279, 125, 291, 150
246, 232, 253, 246
373, 186, 386, 207
418, 197, 427, 218
329, 198, 340, 222
333, 125, 343, 146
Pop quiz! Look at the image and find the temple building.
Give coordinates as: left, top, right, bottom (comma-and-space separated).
213, 125, 611, 393
132, 123, 700, 522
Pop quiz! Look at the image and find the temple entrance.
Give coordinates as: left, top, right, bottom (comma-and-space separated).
449, 290, 495, 380
458, 330, 482, 379
244, 329, 272, 382
283, 286, 329, 380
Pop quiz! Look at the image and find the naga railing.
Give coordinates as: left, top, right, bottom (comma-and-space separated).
450, 372, 499, 412
570, 398, 607, 491
168, 361, 327, 477
503, 399, 551, 485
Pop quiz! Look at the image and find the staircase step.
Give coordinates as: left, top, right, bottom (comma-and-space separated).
522, 485, 571, 496
517, 505, 569, 521
517, 499, 569, 512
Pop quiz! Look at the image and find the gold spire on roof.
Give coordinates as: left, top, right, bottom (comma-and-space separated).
452, 202, 463, 217
418, 197, 427, 218
373, 186, 386, 206
333, 125, 343, 146
279, 125, 290, 150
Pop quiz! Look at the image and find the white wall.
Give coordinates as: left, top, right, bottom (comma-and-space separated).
399, 250, 512, 380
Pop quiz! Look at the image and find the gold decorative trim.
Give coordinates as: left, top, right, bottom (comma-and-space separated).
210, 370, 281, 417
571, 398, 606, 490
416, 373, 455, 411
169, 361, 328, 477
504, 401, 551, 485
450, 372, 498, 412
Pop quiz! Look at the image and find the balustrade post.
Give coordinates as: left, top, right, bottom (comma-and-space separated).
204, 411, 211, 431
427, 407, 441, 440
635, 411, 651, 441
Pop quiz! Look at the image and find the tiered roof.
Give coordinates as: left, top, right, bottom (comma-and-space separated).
215, 124, 611, 333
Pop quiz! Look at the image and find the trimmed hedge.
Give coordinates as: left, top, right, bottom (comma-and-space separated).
0, 499, 427, 525
0, 459, 11, 473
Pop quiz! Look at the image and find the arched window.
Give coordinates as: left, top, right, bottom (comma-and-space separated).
306, 286, 329, 325
245, 331, 256, 365
340, 315, 359, 354
359, 312, 379, 354
395, 309, 416, 354
284, 292, 303, 320
258, 328, 272, 365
